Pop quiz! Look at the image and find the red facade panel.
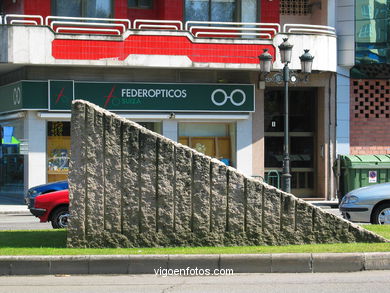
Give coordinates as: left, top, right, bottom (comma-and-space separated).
52, 34, 275, 64
261, 0, 280, 23
115, 0, 128, 18
24, 0, 51, 18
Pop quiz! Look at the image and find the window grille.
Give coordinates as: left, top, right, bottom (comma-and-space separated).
280, 0, 310, 15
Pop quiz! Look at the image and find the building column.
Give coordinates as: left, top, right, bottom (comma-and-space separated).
162, 120, 178, 142
336, 66, 350, 155
236, 117, 253, 177
24, 111, 46, 191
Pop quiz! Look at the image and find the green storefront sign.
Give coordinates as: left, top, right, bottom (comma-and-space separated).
0, 80, 255, 113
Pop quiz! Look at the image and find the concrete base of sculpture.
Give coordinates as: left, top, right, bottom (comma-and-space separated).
67, 100, 387, 248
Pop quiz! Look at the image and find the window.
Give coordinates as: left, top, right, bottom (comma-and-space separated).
128, 0, 153, 9
358, 23, 372, 38
47, 122, 70, 183
53, 0, 113, 18
185, 0, 237, 22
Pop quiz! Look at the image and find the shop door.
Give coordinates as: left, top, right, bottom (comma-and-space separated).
264, 89, 316, 198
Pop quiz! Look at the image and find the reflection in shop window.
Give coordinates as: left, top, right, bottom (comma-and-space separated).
47, 122, 71, 183
0, 121, 24, 193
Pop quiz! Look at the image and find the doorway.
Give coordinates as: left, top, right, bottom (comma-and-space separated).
264, 88, 317, 198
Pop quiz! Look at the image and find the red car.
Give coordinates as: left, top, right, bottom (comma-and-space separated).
29, 189, 69, 229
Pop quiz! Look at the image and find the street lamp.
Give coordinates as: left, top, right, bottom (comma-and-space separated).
259, 39, 314, 193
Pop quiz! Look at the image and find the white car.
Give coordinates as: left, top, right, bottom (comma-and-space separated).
339, 182, 390, 224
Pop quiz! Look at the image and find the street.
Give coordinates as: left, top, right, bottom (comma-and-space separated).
0, 271, 389, 293
0, 213, 51, 230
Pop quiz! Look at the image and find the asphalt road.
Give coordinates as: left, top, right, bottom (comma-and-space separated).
0, 271, 389, 293
0, 213, 51, 230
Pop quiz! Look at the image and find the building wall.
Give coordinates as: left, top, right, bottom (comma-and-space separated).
350, 79, 390, 155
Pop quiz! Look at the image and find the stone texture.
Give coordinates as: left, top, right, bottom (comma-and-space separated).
245, 178, 263, 242
210, 159, 227, 234
295, 200, 315, 244
191, 153, 211, 240
84, 107, 104, 241
156, 137, 175, 242
68, 100, 389, 248
67, 102, 87, 247
262, 185, 281, 245
103, 114, 122, 234
279, 192, 296, 245
121, 123, 140, 240
227, 168, 245, 233
174, 146, 192, 238
138, 129, 157, 242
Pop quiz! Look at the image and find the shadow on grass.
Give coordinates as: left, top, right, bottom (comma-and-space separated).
0, 230, 67, 248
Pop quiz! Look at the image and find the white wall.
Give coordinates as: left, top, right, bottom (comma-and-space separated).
162, 120, 178, 142
24, 111, 47, 190
236, 116, 253, 176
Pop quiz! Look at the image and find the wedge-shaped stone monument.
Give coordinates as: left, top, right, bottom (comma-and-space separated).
67, 100, 388, 247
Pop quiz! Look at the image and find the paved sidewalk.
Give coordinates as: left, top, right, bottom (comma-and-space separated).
0, 253, 390, 275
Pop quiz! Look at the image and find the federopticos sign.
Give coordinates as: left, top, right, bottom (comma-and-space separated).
0, 81, 254, 113
49, 81, 254, 112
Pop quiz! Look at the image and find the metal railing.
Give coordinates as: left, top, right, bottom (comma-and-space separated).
4, 14, 44, 25
283, 23, 336, 35
133, 19, 183, 30
2, 14, 336, 38
186, 21, 280, 38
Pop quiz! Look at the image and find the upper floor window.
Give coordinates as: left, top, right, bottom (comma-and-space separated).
185, 0, 237, 22
128, 0, 153, 9
53, 0, 113, 18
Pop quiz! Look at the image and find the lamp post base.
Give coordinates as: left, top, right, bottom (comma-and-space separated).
281, 172, 291, 194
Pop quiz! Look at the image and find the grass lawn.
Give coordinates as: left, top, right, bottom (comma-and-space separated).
0, 225, 389, 255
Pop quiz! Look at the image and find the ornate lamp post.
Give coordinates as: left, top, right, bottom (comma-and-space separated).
258, 39, 314, 193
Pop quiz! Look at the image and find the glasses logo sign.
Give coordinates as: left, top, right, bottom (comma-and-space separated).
211, 89, 246, 107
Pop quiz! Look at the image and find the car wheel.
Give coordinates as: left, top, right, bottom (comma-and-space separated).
51, 206, 69, 229
372, 203, 390, 225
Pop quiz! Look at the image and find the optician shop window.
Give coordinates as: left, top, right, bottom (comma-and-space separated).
47, 121, 70, 183
179, 122, 236, 167
53, 0, 113, 18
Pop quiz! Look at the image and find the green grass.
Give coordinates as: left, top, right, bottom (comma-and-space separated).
0, 225, 389, 255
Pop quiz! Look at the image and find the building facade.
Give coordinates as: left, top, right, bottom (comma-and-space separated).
336, 0, 390, 156
0, 0, 337, 199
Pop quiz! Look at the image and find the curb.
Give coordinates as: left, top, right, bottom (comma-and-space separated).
1, 253, 390, 275
0, 210, 30, 215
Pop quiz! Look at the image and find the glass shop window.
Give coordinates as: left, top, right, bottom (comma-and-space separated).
47, 121, 71, 183
178, 122, 236, 167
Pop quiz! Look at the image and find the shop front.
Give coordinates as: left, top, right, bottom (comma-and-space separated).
0, 80, 254, 192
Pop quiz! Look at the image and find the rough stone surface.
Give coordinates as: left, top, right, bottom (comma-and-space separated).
68, 100, 389, 248
121, 123, 140, 240
85, 107, 104, 241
